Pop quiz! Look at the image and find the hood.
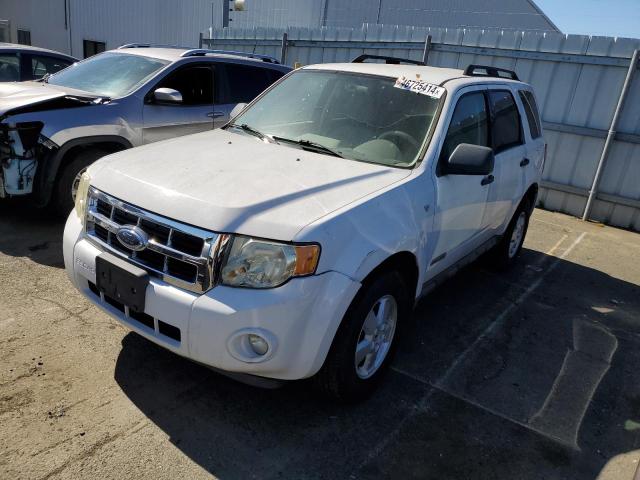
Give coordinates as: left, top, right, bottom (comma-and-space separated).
0, 81, 101, 118
90, 129, 411, 240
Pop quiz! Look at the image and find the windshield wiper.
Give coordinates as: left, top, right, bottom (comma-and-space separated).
228, 123, 272, 142
271, 136, 343, 158
39, 73, 51, 83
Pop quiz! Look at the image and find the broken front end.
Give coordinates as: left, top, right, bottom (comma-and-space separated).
0, 122, 58, 199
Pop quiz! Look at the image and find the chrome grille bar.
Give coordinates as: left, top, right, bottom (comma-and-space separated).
85, 186, 221, 293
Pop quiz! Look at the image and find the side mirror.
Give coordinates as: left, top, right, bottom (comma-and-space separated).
153, 88, 182, 104
445, 143, 494, 175
229, 103, 247, 121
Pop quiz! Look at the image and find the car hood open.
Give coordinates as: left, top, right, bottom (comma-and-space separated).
0, 81, 101, 118
90, 129, 412, 240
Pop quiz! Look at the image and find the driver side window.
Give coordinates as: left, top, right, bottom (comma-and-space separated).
155, 65, 216, 105
440, 92, 489, 163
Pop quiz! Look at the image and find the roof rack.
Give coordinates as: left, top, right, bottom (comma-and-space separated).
118, 43, 190, 50
463, 64, 519, 81
352, 54, 425, 66
180, 49, 280, 64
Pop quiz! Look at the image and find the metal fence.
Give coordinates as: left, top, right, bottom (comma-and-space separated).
203, 25, 640, 232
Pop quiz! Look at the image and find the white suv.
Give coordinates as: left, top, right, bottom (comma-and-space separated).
63, 56, 545, 402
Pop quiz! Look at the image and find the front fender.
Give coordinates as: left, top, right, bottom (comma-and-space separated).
296, 176, 435, 300
34, 135, 133, 207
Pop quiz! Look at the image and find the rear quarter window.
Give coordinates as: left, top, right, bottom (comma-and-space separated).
518, 90, 542, 139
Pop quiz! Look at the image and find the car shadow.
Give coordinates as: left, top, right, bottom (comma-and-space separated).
0, 199, 67, 268
113, 247, 640, 480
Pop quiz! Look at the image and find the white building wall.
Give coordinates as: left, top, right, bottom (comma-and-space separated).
227, 0, 323, 29
0, 0, 70, 53
0, 0, 219, 57
67, 0, 216, 57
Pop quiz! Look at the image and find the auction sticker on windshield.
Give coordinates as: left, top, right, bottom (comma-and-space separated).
394, 76, 445, 99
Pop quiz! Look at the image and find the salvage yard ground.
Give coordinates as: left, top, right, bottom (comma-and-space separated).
1, 204, 640, 480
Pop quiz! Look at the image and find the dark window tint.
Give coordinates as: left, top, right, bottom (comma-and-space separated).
29, 55, 73, 80
83, 40, 106, 58
0, 54, 20, 81
17, 29, 31, 45
518, 90, 541, 139
489, 90, 522, 152
224, 64, 276, 103
157, 66, 215, 105
440, 92, 489, 162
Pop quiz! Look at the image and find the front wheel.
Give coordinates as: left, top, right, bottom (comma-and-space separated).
51, 149, 108, 217
314, 271, 409, 403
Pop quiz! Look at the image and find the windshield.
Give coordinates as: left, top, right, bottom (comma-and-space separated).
232, 70, 442, 167
48, 52, 169, 97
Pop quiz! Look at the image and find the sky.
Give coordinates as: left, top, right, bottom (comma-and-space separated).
535, 0, 640, 38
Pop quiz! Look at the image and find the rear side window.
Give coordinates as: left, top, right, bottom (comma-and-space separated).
440, 92, 489, 162
224, 64, 277, 103
518, 90, 542, 139
488, 90, 522, 152
0, 53, 20, 81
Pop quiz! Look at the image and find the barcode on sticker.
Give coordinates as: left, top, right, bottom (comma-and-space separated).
394, 76, 445, 99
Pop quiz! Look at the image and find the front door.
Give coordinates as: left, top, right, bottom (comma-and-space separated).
430, 88, 494, 273
142, 64, 218, 144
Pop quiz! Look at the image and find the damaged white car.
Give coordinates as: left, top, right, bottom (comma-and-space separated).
64, 56, 545, 402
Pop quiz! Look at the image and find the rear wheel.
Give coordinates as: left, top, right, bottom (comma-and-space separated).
52, 149, 108, 216
315, 271, 409, 403
490, 199, 531, 270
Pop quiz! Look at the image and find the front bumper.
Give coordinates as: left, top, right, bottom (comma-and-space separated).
63, 213, 360, 380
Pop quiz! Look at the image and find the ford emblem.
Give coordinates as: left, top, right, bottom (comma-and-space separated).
116, 225, 149, 252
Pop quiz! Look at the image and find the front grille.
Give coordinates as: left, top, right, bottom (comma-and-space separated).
85, 187, 223, 293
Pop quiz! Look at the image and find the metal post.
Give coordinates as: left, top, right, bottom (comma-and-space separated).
280, 32, 288, 65
582, 49, 639, 221
199, 32, 204, 49
422, 34, 432, 65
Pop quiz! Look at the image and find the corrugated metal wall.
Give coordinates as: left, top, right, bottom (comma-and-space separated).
322, 0, 558, 31
207, 25, 640, 231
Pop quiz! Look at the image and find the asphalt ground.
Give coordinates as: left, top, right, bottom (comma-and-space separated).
1, 203, 640, 480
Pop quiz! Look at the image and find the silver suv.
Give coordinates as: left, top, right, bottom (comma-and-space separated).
0, 45, 290, 213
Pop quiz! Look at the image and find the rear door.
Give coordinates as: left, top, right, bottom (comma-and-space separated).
218, 62, 285, 122
484, 88, 527, 231
430, 87, 493, 272
142, 63, 219, 144
518, 89, 545, 186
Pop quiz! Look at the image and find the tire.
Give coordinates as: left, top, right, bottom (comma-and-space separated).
489, 198, 532, 270
314, 270, 410, 403
51, 149, 108, 217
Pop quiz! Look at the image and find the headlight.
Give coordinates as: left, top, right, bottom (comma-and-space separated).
220, 236, 320, 288
74, 171, 91, 226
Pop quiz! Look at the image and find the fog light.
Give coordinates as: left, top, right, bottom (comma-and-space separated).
248, 334, 269, 356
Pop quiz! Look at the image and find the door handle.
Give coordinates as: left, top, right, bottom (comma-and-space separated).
207, 111, 225, 118
520, 158, 530, 167
481, 174, 494, 186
